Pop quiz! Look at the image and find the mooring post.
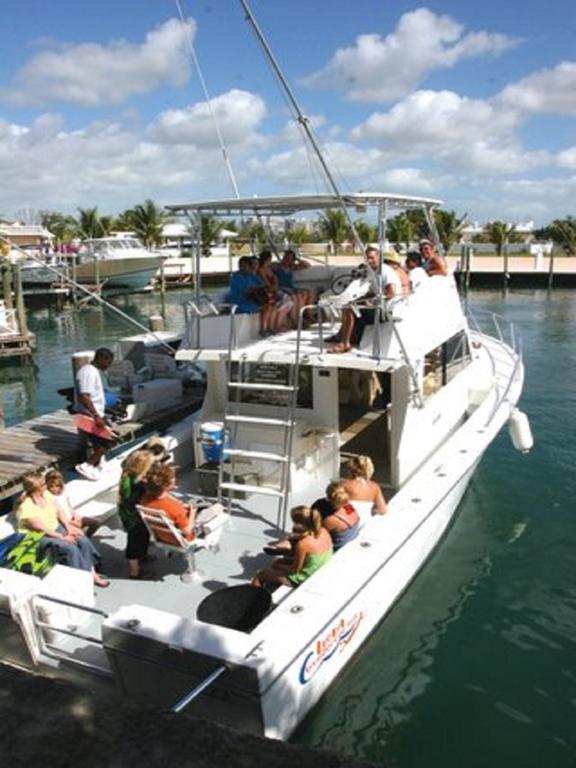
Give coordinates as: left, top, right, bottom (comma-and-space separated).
1, 259, 14, 311
12, 263, 28, 337
503, 244, 510, 289
548, 248, 555, 289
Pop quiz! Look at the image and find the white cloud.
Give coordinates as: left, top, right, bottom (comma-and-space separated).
352, 90, 518, 146
0, 113, 248, 214
146, 89, 267, 147
0, 18, 195, 107
247, 141, 387, 189
556, 147, 576, 169
349, 90, 550, 174
302, 8, 518, 102
497, 61, 576, 114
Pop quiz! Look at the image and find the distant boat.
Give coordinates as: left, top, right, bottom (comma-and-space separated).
17, 236, 164, 291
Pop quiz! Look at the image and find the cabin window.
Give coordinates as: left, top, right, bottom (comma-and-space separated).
423, 331, 471, 398
230, 362, 313, 408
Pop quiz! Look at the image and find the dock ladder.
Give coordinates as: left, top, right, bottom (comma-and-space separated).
217, 315, 304, 533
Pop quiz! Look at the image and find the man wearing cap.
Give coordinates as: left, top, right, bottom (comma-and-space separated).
419, 239, 448, 276
328, 247, 408, 353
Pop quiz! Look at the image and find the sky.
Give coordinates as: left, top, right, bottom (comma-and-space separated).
1, 0, 575, 226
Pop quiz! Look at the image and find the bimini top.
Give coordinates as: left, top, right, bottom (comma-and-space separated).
165, 192, 443, 217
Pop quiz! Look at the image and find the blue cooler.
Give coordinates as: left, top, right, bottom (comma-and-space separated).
200, 421, 229, 463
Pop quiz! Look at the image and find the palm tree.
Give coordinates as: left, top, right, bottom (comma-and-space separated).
535, 217, 576, 256
197, 214, 223, 257
318, 209, 350, 252
386, 214, 416, 251
285, 226, 309, 246
484, 221, 518, 259
75, 207, 106, 240
434, 209, 467, 253
125, 199, 167, 248
353, 219, 378, 245
485, 220, 519, 278
238, 220, 267, 253
40, 211, 76, 246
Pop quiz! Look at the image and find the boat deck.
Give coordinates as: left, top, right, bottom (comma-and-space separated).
178, 325, 401, 371
91, 495, 278, 620
0, 394, 203, 502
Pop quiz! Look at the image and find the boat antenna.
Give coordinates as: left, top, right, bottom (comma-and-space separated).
238, 0, 365, 253
0, 237, 175, 353
175, 0, 241, 199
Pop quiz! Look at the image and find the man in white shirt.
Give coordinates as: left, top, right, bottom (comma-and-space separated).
74, 347, 115, 480
329, 247, 408, 353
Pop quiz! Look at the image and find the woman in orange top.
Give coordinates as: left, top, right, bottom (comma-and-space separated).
140, 463, 197, 540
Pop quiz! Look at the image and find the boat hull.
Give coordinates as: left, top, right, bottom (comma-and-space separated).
73, 256, 162, 289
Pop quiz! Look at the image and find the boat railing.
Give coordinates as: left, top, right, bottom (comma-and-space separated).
467, 307, 523, 423
30, 592, 113, 677
183, 297, 238, 349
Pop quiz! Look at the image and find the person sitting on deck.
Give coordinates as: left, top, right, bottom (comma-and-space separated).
257, 250, 294, 336
419, 239, 448, 276
321, 481, 360, 551
140, 462, 198, 541
117, 441, 169, 580
45, 470, 100, 537
252, 505, 333, 589
15, 472, 109, 587
273, 249, 315, 328
73, 347, 117, 481
342, 455, 387, 522
328, 247, 408, 354
405, 250, 429, 290
227, 256, 263, 314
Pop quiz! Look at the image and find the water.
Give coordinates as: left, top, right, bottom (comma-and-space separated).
1, 287, 574, 767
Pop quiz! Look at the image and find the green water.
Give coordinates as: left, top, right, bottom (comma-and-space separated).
1, 287, 574, 767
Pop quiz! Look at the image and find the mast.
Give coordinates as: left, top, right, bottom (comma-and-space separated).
239, 0, 365, 254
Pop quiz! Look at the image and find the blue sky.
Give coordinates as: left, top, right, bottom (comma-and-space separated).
1, 0, 575, 225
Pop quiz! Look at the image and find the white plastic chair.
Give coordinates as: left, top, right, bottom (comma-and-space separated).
137, 505, 205, 582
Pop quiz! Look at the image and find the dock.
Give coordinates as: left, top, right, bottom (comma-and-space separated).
0, 394, 202, 503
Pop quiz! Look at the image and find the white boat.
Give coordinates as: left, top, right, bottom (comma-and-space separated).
71, 236, 164, 290
15, 236, 164, 291
0, 193, 532, 740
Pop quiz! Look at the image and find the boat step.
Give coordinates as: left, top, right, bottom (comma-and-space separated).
220, 482, 284, 498
226, 415, 293, 427
227, 382, 296, 392
224, 448, 288, 462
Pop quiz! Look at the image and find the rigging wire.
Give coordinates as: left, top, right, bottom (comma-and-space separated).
174, 0, 241, 199
238, 0, 365, 253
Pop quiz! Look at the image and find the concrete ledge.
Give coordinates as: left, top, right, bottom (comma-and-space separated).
0, 663, 377, 768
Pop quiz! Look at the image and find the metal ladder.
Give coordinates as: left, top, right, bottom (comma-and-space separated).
217, 316, 303, 533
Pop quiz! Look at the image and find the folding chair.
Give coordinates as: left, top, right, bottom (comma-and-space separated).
137, 505, 205, 582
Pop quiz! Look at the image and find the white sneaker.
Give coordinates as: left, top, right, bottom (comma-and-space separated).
75, 462, 101, 481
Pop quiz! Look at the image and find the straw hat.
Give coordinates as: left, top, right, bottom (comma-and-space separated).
382, 251, 403, 265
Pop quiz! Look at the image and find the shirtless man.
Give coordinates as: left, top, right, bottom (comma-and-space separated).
419, 239, 448, 276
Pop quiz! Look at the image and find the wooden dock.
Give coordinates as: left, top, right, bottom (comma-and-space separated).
0, 394, 202, 503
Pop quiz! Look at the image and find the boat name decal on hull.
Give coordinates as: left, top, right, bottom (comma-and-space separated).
299, 611, 364, 685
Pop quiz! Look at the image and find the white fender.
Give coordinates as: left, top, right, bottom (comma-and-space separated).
508, 408, 533, 453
